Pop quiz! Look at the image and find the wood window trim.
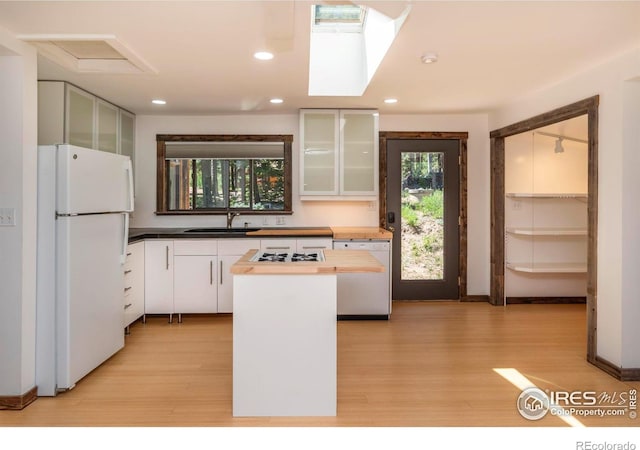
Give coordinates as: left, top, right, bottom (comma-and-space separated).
489, 95, 599, 364
379, 131, 469, 299
156, 134, 293, 215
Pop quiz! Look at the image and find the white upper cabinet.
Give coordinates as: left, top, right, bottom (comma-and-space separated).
66, 84, 96, 149
300, 110, 340, 195
96, 99, 119, 154
300, 109, 379, 199
119, 109, 136, 168
341, 111, 378, 195
38, 81, 135, 162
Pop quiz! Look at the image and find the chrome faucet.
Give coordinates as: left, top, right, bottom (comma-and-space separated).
226, 211, 240, 229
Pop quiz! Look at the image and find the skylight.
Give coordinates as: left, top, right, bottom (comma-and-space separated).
308, 4, 411, 96
313, 5, 366, 32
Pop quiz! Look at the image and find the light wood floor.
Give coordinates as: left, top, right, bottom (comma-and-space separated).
1, 301, 639, 427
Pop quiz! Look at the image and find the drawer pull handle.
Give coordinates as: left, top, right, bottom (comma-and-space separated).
124, 286, 132, 292
124, 303, 132, 309
124, 269, 132, 274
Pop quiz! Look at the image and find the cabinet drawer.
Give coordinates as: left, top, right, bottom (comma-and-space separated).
174, 239, 217, 256
218, 239, 260, 255
123, 283, 135, 298
260, 239, 296, 252
296, 238, 332, 252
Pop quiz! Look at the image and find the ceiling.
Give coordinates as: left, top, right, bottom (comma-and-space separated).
0, 1, 639, 116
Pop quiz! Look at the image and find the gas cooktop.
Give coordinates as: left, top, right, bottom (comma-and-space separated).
249, 250, 325, 263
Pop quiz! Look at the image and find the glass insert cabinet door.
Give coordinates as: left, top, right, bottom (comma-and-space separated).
340, 111, 379, 195
300, 109, 379, 196
97, 100, 118, 154
300, 110, 339, 195
66, 85, 95, 149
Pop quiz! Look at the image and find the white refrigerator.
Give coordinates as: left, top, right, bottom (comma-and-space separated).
36, 144, 134, 396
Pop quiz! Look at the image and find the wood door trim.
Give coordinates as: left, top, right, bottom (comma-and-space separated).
379, 131, 468, 299
489, 95, 599, 363
0, 386, 37, 410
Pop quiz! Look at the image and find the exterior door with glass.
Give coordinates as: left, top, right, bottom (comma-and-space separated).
386, 139, 460, 299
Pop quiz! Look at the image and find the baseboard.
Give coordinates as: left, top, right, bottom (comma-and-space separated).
0, 386, 37, 410
461, 295, 490, 302
506, 296, 586, 304
593, 356, 640, 381
338, 314, 389, 321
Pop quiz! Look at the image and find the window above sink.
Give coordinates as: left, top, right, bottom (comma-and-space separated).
156, 134, 293, 215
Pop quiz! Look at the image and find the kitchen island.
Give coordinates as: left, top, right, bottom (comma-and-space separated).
230, 249, 383, 417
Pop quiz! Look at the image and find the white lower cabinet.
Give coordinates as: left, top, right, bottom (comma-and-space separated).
218, 239, 260, 313
173, 240, 218, 314
174, 255, 217, 313
144, 240, 174, 315
124, 241, 145, 330
142, 237, 331, 317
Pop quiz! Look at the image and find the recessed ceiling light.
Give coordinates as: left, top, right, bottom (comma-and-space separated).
151, 99, 166, 105
421, 52, 438, 64
254, 51, 274, 61
384, 98, 398, 104
270, 98, 284, 104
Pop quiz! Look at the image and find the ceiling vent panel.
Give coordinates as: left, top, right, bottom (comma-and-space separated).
18, 34, 157, 74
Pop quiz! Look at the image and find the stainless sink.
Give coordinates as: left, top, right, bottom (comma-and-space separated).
183, 227, 261, 233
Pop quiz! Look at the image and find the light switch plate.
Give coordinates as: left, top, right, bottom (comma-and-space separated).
0, 208, 16, 226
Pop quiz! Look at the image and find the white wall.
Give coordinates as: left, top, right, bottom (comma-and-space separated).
0, 27, 38, 396
621, 78, 640, 367
489, 47, 640, 368
132, 112, 490, 296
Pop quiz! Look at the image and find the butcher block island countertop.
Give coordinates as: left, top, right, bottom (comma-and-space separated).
230, 249, 384, 275
331, 226, 393, 240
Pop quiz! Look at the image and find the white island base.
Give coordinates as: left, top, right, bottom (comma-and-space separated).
232, 274, 337, 417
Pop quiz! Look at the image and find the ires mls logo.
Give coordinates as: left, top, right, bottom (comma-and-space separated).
517, 387, 550, 420
517, 387, 638, 420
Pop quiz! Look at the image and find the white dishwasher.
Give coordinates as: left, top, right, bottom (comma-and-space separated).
332, 240, 392, 319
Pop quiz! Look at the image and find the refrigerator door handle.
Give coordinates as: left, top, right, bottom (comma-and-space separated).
120, 213, 129, 265
125, 159, 134, 213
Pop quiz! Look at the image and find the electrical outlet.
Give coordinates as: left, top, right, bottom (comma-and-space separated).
368, 201, 375, 211
276, 216, 285, 225
262, 217, 270, 226
512, 201, 522, 210
0, 208, 16, 226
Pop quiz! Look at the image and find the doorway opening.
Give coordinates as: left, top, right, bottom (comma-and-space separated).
489, 96, 598, 363
379, 132, 468, 300
504, 115, 588, 305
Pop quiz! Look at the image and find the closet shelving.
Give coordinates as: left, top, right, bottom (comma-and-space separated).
504, 118, 589, 301
505, 193, 588, 275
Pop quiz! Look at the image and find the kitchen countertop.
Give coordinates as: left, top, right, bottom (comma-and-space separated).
246, 228, 333, 237
230, 249, 384, 275
128, 226, 391, 243
331, 227, 393, 240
